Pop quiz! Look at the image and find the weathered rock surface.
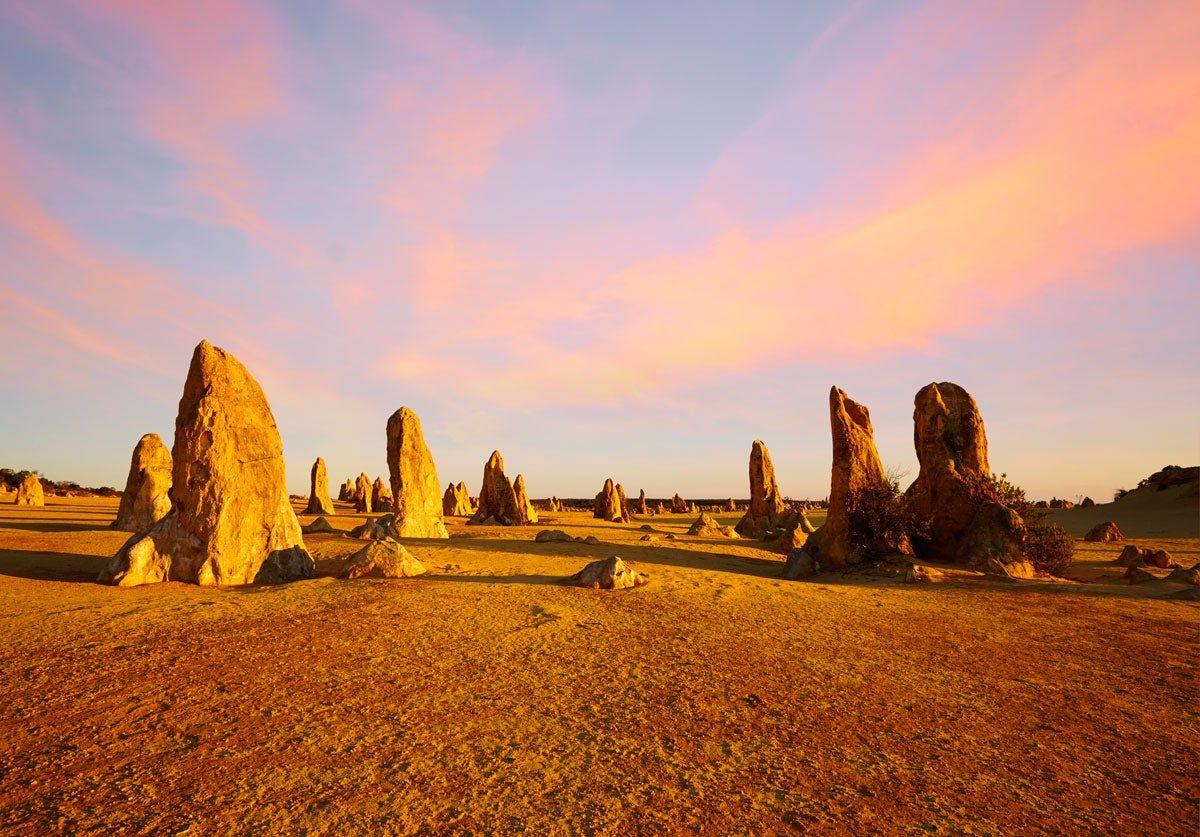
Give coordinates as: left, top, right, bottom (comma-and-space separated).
355, 472, 373, 514
615, 483, 632, 521
338, 479, 354, 502
1084, 521, 1124, 542
796, 387, 905, 572
513, 474, 538, 525
906, 382, 1024, 570
567, 556, 648, 590
350, 515, 399, 541
735, 440, 789, 538
593, 478, 625, 522
301, 516, 337, 535
1115, 544, 1175, 569
14, 473, 44, 507
443, 481, 474, 516
687, 512, 739, 538
386, 407, 449, 539
1165, 565, 1200, 585
535, 529, 574, 543
670, 494, 688, 514
635, 489, 649, 516
111, 433, 172, 531
99, 340, 313, 586
372, 476, 392, 511
304, 457, 334, 516
339, 539, 426, 580
905, 564, 947, 583
469, 451, 521, 526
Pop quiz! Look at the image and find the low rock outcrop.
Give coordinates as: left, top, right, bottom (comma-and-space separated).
340, 539, 426, 579
1084, 521, 1124, 542
567, 556, 648, 590
687, 512, 739, 538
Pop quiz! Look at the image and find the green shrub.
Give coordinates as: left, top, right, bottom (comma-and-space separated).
846, 480, 928, 560
1023, 523, 1075, 575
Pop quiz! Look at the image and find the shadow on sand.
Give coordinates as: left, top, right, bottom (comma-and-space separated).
0, 548, 106, 583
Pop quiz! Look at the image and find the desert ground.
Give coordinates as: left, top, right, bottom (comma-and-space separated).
0, 490, 1196, 834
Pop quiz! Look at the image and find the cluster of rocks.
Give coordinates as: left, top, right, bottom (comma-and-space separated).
468, 451, 536, 526
786, 382, 1036, 581
100, 341, 314, 586
687, 513, 738, 538
442, 481, 474, 516
534, 529, 600, 545
593, 478, 630, 523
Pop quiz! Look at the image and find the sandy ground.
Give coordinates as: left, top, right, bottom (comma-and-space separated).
0, 495, 1196, 834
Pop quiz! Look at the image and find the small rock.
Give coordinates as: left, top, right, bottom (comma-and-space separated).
535, 529, 574, 543
566, 556, 647, 590
302, 516, 337, 535
1083, 521, 1124, 542
340, 539, 426, 580
905, 564, 946, 583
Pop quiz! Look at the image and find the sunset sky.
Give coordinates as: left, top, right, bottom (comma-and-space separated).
1, 0, 1197, 500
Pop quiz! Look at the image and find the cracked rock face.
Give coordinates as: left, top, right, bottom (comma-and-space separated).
100, 340, 313, 587
111, 433, 173, 532
906, 382, 1025, 569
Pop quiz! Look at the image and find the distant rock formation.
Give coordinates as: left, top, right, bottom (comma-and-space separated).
354, 472, 373, 514
304, 457, 334, 516
513, 474, 538, 525
1080, 496, 1095, 507
787, 387, 906, 576
615, 483, 633, 520
906, 382, 1025, 571
338, 479, 354, 502
670, 494, 688, 514
14, 473, 44, 507
547, 496, 564, 513
735, 440, 789, 538
1084, 521, 1124, 542
99, 340, 312, 586
687, 512, 739, 538
593, 478, 625, 522
634, 489, 649, 516
443, 481, 474, 516
111, 433, 172, 531
386, 407, 448, 539
567, 556, 648, 590
302, 516, 337, 535
468, 451, 522, 526
340, 539, 427, 579
372, 476, 392, 511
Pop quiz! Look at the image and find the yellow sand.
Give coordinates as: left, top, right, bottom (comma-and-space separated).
0, 495, 1195, 833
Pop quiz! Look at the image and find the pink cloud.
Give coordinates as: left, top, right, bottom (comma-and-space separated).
375, 0, 1200, 405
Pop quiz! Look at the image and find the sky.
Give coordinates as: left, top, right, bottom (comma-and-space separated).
0, 0, 1197, 501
